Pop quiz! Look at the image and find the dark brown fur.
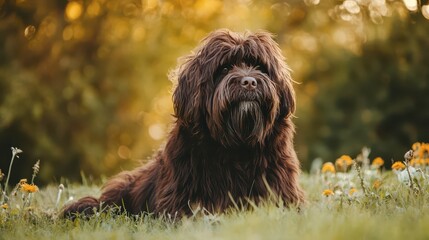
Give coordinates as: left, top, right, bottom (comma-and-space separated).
62, 29, 304, 218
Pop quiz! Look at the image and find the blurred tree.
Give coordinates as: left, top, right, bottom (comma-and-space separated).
293, 1, 429, 165
0, 0, 428, 184
0, 0, 269, 184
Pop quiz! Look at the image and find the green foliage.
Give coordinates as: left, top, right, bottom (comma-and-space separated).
296, 13, 429, 164
1, 0, 429, 182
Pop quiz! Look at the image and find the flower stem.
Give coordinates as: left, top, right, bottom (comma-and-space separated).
55, 184, 64, 209
355, 162, 369, 197
4, 152, 17, 196
405, 163, 415, 191
403, 150, 420, 193
1, 148, 22, 203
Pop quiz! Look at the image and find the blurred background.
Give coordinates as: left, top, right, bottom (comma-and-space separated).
1, 0, 428, 185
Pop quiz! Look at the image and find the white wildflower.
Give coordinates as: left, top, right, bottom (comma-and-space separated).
395, 166, 424, 185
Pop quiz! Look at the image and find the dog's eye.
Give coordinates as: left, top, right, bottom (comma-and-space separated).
215, 65, 233, 81
221, 65, 232, 74
256, 64, 268, 74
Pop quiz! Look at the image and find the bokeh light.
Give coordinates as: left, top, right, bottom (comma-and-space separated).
422, 5, 429, 19
24, 25, 36, 39
403, 0, 418, 12
148, 124, 166, 141
65, 1, 83, 21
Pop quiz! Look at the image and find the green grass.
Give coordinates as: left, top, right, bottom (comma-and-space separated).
1, 169, 429, 240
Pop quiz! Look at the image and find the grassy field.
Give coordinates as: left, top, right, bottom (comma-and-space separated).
1, 146, 429, 240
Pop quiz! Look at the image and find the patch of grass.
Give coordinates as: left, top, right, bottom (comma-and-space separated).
0, 172, 428, 240
1, 144, 429, 240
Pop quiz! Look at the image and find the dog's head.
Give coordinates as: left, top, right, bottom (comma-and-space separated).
172, 29, 295, 147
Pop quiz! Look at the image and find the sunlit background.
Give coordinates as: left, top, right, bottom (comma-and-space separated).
1, 0, 428, 184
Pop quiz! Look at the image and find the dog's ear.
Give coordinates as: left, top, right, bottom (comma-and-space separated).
171, 55, 203, 126
253, 32, 296, 118
275, 58, 296, 118
171, 29, 232, 126
279, 77, 296, 118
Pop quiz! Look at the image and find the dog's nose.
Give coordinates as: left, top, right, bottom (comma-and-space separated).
240, 77, 257, 90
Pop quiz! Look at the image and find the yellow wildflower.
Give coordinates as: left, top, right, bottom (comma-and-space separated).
1, 203, 8, 209
391, 161, 406, 171
413, 142, 429, 159
409, 158, 425, 166
371, 157, 384, 168
422, 143, 429, 158
20, 183, 39, 193
348, 187, 357, 196
422, 143, 429, 152
322, 189, 334, 197
372, 179, 382, 189
321, 162, 336, 174
412, 142, 421, 151
335, 155, 354, 171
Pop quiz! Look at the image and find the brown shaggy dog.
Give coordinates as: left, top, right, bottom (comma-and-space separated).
62, 29, 304, 218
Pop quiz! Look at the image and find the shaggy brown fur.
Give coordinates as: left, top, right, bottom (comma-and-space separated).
62, 29, 304, 218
